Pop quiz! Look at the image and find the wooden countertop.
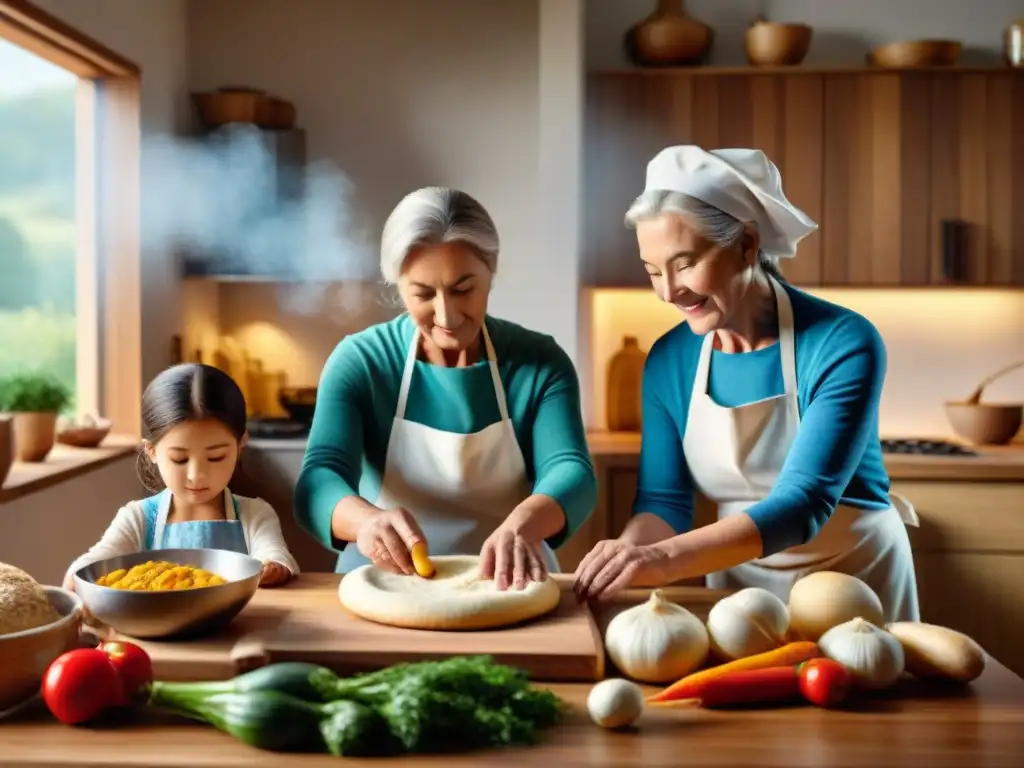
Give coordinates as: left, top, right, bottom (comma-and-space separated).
2, 663, 1023, 766
587, 431, 1024, 481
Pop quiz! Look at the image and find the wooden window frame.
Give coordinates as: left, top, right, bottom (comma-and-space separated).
0, 0, 142, 436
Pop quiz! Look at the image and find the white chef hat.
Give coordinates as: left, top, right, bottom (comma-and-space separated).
642, 145, 818, 259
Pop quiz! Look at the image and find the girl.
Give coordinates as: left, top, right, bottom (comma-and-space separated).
64, 363, 299, 589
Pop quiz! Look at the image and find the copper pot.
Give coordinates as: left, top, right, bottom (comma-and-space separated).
624, 0, 713, 67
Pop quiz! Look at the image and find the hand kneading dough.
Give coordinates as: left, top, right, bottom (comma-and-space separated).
338, 555, 561, 630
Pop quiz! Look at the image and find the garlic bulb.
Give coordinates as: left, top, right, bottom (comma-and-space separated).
818, 617, 905, 689
604, 589, 709, 684
587, 678, 645, 729
706, 587, 789, 660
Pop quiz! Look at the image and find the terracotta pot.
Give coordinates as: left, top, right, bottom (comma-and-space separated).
625, 0, 713, 67
11, 412, 59, 463
0, 416, 11, 487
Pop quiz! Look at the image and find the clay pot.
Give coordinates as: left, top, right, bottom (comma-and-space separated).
625, 0, 713, 67
11, 412, 59, 463
0, 416, 11, 487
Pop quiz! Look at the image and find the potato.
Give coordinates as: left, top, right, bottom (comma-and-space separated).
886, 621, 986, 683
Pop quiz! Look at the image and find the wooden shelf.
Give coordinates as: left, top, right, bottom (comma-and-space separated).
590, 66, 1023, 76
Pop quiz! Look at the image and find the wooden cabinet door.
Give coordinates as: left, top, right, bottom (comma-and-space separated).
927, 72, 1024, 286
820, 73, 933, 285
583, 73, 825, 288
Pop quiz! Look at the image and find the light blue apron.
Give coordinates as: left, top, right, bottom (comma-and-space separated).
141, 489, 249, 554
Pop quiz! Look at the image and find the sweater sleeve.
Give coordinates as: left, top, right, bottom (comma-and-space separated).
633, 350, 695, 533
745, 315, 888, 555
293, 337, 369, 552
529, 338, 598, 549
63, 503, 146, 588
243, 498, 301, 575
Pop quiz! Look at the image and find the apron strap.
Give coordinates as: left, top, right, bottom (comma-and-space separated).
396, 320, 511, 422
152, 488, 237, 548
481, 324, 511, 422
693, 277, 798, 399
769, 276, 798, 396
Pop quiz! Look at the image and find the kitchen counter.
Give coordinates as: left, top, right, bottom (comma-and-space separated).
587, 431, 1024, 482
2, 664, 1023, 766
247, 432, 1024, 481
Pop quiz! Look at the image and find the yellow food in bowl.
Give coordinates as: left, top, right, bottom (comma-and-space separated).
96, 561, 227, 591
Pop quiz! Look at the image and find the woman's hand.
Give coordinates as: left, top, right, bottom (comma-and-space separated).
355, 507, 425, 575
479, 525, 547, 591
258, 561, 292, 588
573, 539, 671, 602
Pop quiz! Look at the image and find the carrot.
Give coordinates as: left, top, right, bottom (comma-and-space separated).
696, 666, 801, 708
647, 641, 820, 703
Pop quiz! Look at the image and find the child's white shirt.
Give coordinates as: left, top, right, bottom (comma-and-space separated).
64, 492, 300, 585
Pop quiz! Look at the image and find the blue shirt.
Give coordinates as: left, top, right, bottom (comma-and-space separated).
293, 314, 598, 552
635, 282, 891, 556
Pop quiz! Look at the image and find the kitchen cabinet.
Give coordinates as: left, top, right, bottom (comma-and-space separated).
181, 126, 307, 280
583, 68, 1024, 288
584, 450, 1024, 678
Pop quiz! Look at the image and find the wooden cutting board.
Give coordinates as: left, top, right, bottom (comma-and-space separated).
109, 574, 605, 683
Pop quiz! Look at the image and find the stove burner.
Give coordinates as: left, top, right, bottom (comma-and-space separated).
880, 438, 977, 457
247, 418, 308, 439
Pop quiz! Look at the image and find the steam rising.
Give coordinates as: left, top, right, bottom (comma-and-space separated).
141, 125, 384, 318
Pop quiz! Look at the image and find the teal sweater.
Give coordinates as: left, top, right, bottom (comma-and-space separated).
294, 314, 597, 552
637, 282, 892, 556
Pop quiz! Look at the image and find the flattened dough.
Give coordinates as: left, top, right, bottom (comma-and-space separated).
338, 555, 561, 630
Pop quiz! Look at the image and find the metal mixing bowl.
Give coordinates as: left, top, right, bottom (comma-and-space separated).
73, 548, 263, 640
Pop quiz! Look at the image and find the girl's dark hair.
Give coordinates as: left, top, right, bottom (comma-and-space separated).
136, 363, 248, 492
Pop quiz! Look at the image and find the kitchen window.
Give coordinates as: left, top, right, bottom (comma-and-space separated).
0, 0, 142, 436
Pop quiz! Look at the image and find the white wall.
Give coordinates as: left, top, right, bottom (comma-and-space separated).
186, 0, 580, 378
587, 0, 1024, 69
0, 457, 143, 584
2, 0, 190, 581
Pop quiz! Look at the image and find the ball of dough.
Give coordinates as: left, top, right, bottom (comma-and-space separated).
0, 562, 60, 635
338, 555, 561, 631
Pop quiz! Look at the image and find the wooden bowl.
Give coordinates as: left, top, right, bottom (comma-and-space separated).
944, 402, 1023, 445
56, 417, 112, 449
0, 587, 83, 711
869, 40, 961, 68
744, 21, 813, 66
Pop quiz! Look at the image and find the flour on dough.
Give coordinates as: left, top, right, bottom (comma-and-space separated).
337, 555, 561, 631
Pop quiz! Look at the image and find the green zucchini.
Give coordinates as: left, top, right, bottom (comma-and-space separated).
149, 662, 329, 702
149, 685, 324, 752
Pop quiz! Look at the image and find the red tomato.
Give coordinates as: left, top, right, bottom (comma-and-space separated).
798, 658, 851, 708
97, 641, 154, 705
42, 649, 122, 725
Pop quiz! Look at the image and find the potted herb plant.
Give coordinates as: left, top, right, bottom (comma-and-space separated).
0, 372, 71, 463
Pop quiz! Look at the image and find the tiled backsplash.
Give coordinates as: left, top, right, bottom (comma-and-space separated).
585, 287, 1024, 439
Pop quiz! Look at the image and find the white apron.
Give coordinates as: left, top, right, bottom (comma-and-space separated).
336, 324, 560, 574
683, 276, 920, 622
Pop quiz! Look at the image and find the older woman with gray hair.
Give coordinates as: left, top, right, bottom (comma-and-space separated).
573, 146, 920, 625
295, 186, 597, 588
